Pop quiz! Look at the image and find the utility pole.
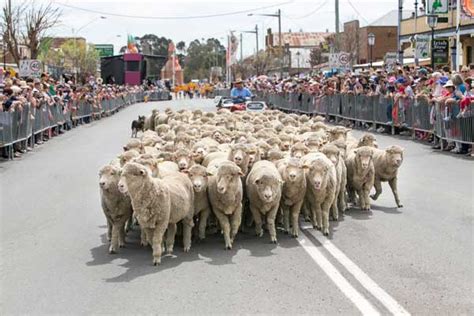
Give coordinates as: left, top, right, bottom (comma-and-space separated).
278, 9, 282, 79
240, 33, 243, 61
335, 0, 340, 51
455, 0, 460, 71
255, 24, 259, 55
414, 0, 419, 67
397, 0, 403, 64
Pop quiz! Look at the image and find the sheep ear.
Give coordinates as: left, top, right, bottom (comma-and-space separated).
206, 169, 215, 176
123, 146, 128, 151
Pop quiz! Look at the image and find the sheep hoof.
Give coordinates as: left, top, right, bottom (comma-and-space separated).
183, 247, 191, 253
370, 195, 378, 201
109, 247, 117, 254
256, 231, 263, 237
225, 245, 232, 250
153, 258, 161, 266
292, 233, 298, 238
270, 238, 278, 244
397, 203, 403, 208
323, 230, 329, 236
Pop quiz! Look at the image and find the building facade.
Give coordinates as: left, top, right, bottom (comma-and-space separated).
400, 4, 474, 68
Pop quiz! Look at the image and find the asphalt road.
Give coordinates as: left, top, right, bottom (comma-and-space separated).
1, 98, 473, 315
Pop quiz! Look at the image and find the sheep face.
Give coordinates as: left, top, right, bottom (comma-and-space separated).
321, 145, 340, 166
118, 162, 148, 194
355, 147, 374, 170
215, 165, 243, 194
186, 165, 208, 193
191, 146, 207, 164
386, 146, 404, 168
133, 156, 159, 177
253, 174, 281, 203
281, 159, 305, 184
174, 149, 192, 171
229, 144, 249, 167
306, 159, 330, 191
99, 165, 120, 191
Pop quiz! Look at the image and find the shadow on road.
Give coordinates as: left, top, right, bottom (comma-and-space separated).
87, 225, 300, 283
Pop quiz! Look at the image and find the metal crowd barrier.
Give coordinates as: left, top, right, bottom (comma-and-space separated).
1, 91, 170, 159
214, 88, 473, 146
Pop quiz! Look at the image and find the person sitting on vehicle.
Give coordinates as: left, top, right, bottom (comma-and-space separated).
231, 79, 252, 103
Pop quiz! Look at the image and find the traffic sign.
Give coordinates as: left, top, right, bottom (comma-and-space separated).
427, 0, 448, 14
19, 59, 42, 78
95, 44, 114, 58
329, 52, 352, 70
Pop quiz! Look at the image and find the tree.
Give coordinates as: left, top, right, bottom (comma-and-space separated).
139, 34, 170, 56
1, 0, 60, 65
60, 39, 99, 82
183, 38, 225, 81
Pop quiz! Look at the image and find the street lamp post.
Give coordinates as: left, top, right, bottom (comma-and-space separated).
248, 9, 282, 78
427, 14, 438, 70
295, 51, 300, 76
368, 33, 375, 68
241, 25, 259, 74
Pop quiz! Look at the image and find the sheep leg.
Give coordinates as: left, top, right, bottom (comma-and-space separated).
282, 204, 290, 234
249, 205, 264, 237
140, 228, 148, 247
182, 217, 193, 253
266, 205, 279, 243
230, 205, 242, 243
151, 226, 166, 266
370, 178, 382, 201
356, 189, 365, 209
214, 211, 232, 249
165, 223, 177, 254
118, 220, 126, 247
330, 199, 339, 221
109, 223, 120, 254
315, 204, 323, 231
290, 200, 303, 238
388, 178, 403, 207
347, 187, 356, 205
198, 208, 211, 240
321, 201, 331, 236
302, 199, 311, 222
106, 218, 112, 241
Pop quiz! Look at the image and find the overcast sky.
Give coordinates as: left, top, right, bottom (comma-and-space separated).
45, 0, 418, 57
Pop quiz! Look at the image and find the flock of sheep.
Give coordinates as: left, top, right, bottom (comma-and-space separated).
98, 107, 404, 265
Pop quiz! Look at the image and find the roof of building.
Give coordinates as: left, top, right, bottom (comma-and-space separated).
368, 10, 412, 27
271, 32, 332, 47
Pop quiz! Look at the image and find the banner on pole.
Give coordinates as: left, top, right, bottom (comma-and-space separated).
433, 39, 449, 65
227, 32, 239, 66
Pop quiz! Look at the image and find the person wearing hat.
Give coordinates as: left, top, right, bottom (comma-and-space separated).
230, 78, 252, 103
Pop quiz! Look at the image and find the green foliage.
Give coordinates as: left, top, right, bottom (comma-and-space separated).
183, 38, 226, 81
59, 39, 99, 78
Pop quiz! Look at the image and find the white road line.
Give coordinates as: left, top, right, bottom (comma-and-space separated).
296, 234, 381, 316
301, 224, 411, 316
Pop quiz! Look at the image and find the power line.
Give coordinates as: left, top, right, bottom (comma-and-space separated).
54, 1, 294, 20
285, 0, 329, 19
346, 0, 370, 24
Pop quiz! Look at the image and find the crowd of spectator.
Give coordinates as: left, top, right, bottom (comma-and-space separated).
242, 64, 474, 156
0, 71, 156, 158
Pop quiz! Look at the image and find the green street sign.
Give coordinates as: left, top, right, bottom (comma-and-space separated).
95, 44, 114, 57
